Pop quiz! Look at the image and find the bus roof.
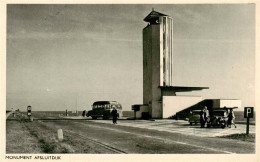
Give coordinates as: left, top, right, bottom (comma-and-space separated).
93, 101, 119, 105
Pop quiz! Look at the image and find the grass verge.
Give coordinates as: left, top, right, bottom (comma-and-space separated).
7, 113, 74, 153
220, 133, 255, 143
24, 121, 73, 153
6, 121, 43, 153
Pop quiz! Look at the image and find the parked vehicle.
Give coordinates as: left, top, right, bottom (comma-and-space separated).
208, 109, 229, 128
188, 110, 201, 125
87, 101, 122, 120
189, 108, 234, 128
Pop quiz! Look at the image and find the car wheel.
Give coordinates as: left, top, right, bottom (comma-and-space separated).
103, 115, 108, 120
92, 117, 97, 120
222, 121, 227, 128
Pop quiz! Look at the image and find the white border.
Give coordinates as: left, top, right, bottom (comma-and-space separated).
1, 1, 259, 162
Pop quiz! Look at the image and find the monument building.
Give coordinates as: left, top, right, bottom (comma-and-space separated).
142, 10, 209, 118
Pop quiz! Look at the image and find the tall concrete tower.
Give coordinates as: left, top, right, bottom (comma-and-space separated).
143, 10, 208, 118
143, 10, 173, 87
143, 10, 174, 118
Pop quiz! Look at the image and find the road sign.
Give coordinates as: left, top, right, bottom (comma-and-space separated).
27, 106, 32, 116
244, 107, 254, 135
244, 107, 254, 118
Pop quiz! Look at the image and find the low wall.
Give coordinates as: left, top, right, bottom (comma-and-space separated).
122, 111, 134, 117
163, 96, 202, 118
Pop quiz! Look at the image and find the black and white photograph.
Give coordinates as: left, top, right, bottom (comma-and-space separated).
1, 1, 259, 162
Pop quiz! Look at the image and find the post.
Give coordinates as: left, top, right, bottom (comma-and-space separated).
27, 105, 32, 120
246, 117, 250, 135
57, 129, 63, 141
244, 107, 254, 136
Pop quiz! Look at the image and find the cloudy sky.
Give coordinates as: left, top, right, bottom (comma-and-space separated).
6, 4, 255, 111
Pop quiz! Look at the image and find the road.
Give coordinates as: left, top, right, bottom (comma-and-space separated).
40, 119, 255, 154
90, 119, 255, 137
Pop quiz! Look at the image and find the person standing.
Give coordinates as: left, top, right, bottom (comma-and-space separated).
111, 107, 118, 124
228, 109, 237, 128
82, 110, 86, 117
204, 106, 210, 127
200, 108, 205, 128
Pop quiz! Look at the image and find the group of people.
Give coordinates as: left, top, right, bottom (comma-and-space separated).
199, 106, 237, 128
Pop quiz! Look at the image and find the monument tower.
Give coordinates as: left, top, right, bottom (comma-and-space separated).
143, 10, 208, 118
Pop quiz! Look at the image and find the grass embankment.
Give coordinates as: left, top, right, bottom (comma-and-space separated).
7, 113, 107, 153
24, 121, 74, 153
220, 133, 255, 143
6, 121, 43, 153
6, 113, 74, 153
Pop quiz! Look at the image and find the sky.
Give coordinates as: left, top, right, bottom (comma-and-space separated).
6, 4, 255, 111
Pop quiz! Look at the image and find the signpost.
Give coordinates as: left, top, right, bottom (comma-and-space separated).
244, 107, 254, 135
27, 105, 32, 120
66, 109, 68, 116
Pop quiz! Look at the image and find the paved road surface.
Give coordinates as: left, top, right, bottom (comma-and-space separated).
64, 117, 255, 137
42, 119, 255, 154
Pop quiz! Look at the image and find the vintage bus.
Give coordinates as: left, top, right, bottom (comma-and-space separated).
87, 101, 123, 120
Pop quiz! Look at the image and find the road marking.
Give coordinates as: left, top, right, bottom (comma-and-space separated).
75, 122, 234, 154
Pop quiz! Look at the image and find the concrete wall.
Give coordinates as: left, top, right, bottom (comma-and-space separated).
143, 26, 152, 106
151, 25, 162, 118
143, 15, 174, 119
212, 99, 242, 108
162, 96, 202, 118
159, 16, 173, 86
122, 111, 134, 118
143, 24, 162, 118
136, 105, 149, 118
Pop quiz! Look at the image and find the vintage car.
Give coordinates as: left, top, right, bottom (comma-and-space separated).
188, 110, 201, 125
208, 109, 229, 128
